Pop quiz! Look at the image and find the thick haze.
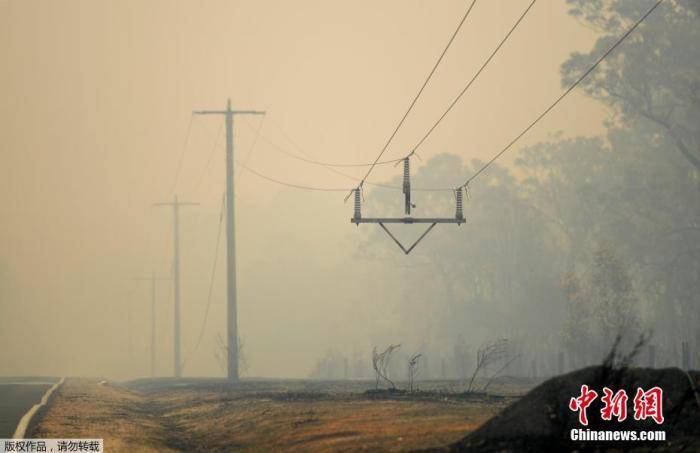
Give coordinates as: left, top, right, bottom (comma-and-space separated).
1, 0, 620, 379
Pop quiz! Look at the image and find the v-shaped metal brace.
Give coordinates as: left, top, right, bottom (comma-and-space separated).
378, 222, 437, 255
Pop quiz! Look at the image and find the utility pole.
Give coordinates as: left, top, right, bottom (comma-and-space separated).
132, 272, 170, 377
154, 194, 198, 378
194, 99, 265, 382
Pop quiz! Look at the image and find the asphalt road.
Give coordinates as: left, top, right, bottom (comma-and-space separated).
0, 377, 57, 438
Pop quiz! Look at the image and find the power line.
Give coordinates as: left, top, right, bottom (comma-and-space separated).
240, 118, 450, 192
358, 0, 479, 189
241, 118, 394, 187
233, 0, 656, 202
235, 160, 352, 192
236, 116, 266, 185
186, 120, 224, 252
193, 121, 224, 194
252, 122, 403, 167
171, 114, 195, 194
238, 156, 453, 193
203, 123, 350, 191
168, 0, 664, 218
261, 131, 404, 167
461, 0, 664, 188
407, 0, 537, 158
182, 193, 225, 370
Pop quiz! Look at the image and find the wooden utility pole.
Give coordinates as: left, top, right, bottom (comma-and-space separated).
194, 99, 264, 382
132, 272, 170, 377
154, 194, 198, 378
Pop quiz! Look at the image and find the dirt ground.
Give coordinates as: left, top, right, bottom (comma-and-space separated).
31, 377, 533, 452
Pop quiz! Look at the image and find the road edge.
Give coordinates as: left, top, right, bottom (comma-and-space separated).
12, 377, 65, 439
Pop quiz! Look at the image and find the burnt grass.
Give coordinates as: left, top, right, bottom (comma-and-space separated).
136, 386, 511, 405
120, 370, 700, 451
35, 371, 698, 451
364, 387, 507, 403
127, 376, 527, 403
445, 366, 700, 452
124, 378, 519, 451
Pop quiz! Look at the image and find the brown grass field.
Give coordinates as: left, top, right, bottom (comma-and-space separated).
32, 377, 535, 452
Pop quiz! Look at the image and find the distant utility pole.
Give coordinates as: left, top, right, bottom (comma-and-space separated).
132, 271, 170, 377
194, 99, 265, 382
154, 195, 198, 378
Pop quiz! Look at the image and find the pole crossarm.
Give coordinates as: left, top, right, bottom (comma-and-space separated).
352, 217, 464, 224
152, 201, 199, 207
193, 110, 265, 116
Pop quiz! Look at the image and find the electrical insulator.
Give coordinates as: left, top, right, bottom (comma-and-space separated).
353, 188, 362, 223
403, 158, 410, 193
403, 158, 411, 215
455, 187, 464, 220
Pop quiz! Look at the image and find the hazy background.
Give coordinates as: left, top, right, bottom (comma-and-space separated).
3, 0, 689, 380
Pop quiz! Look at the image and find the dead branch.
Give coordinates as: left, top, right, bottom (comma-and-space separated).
466, 338, 508, 393
408, 353, 422, 392
372, 344, 401, 390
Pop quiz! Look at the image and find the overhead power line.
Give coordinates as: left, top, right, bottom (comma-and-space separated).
193, 0, 661, 198
239, 117, 451, 192
256, 131, 404, 167
243, 117, 403, 167
181, 193, 225, 371
205, 120, 349, 192
171, 114, 195, 194
236, 160, 352, 192
193, 121, 224, 194
232, 0, 660, 198
407, 0, 537, 158
236, 116, 266, 185
357, 0, 479, 189
460, 0, 664, 188
237, 157, 452, 193
248, 118, 402, 187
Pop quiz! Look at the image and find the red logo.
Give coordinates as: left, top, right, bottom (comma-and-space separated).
569, 385, 598, 426
569, 385, 664, 426
633, 387, 664, 425
600, 387, 628, 422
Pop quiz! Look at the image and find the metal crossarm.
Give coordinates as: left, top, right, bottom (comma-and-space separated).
378, 222, 437, 255
352, 217, 464, 224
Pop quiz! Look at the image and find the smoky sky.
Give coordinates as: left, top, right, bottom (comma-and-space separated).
0, 0, 606, 379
